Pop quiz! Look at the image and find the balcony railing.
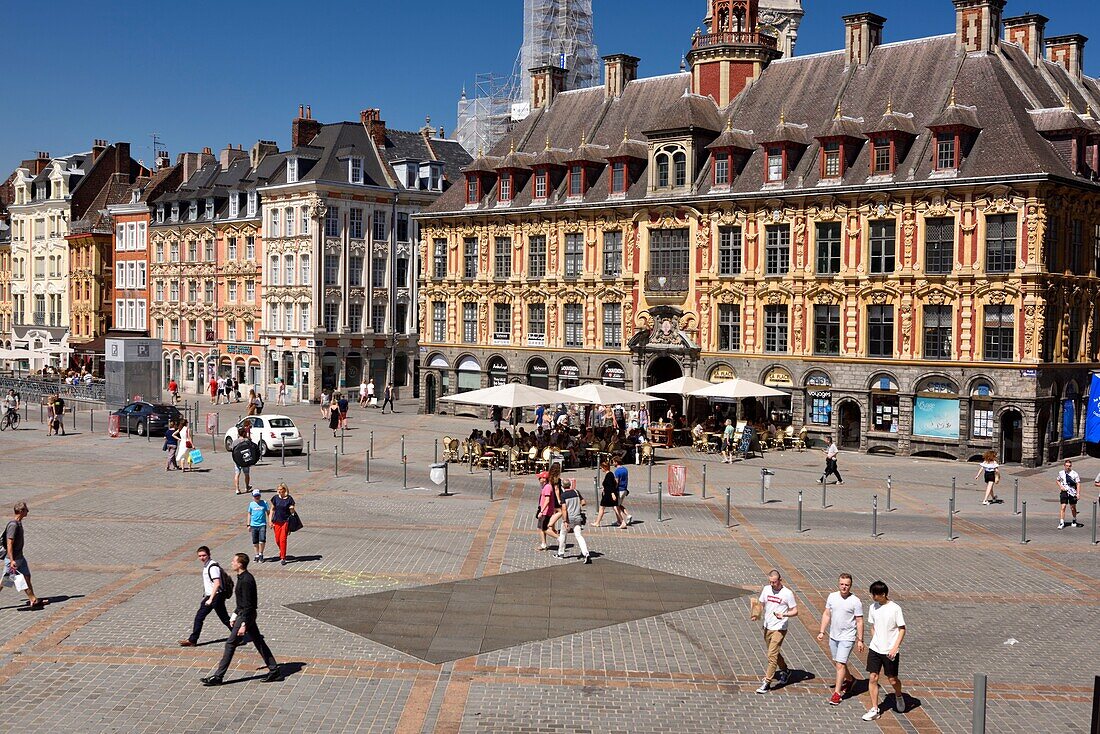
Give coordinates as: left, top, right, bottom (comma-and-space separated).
692, 31, 777, 50
645, 273, 689, 294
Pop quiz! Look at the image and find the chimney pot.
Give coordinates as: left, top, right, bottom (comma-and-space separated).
298, 104, 304, 118
530, 65, 567, 110
202, 146, 212, 155
306, 105, 312, 119
603, 54, 640, 98
843, 13, 886, 67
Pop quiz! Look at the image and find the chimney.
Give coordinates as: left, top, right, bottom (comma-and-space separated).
1003, 13, 1048, 65
219, 145, 247, 171
1046, 34, 1087, 80
843, 13, 886, 67
531, 65, 567, 110
250, 140, 279, 169
113, 142, 130, 172
360, 108, 387, 148
92, 139, 108, 160
603, 54, 640, 98
953, 0, 1005, 54
291, 104, 323, 148
156, 150, 171, 170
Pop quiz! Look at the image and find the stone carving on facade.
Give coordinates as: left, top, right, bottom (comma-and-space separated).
696, 216, 712, 270
980, 185, 1018, 214
901, 210, 916, 268
307, 197, 327, 220
807, 196, 841, 222
900, 303, 913, 352
793, 216, 806, 269
349, 241, 367, 256
324, 287, 342, 301
698, 295, 711, 348
805, 284, 841, 305
1025, 203, 1046, 266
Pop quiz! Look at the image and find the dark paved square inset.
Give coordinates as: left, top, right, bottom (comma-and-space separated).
288, 560, 750, 663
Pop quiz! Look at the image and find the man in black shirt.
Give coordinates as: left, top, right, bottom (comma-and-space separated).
201, 553, 282, 685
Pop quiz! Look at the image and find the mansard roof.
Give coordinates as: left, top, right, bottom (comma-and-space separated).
424, 30, 1100, 217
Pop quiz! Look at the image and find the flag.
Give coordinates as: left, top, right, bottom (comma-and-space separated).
1085, 373, 1100, 444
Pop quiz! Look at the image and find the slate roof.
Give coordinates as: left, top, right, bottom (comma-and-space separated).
425, 30, 1100, 216
69, 172, 132, 235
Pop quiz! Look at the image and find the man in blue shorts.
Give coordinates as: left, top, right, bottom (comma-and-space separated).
248, 490, 269, 563
817, 573, 864, 705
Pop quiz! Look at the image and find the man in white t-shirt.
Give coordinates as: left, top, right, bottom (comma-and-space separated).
366, 378, 376, 407
178, 545, 231, 647
358, 380, 368, 407
755, 569, 798, 694
1056, 460, 1083, 529
820, 436, 844, 485
817, 573, 864, 706
862, 580, 907, 721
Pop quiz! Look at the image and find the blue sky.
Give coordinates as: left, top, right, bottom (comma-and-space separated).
2, 0, 1097, 171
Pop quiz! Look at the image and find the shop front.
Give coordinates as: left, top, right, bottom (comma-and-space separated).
527, 357, 549, 389
557, 359, 580, 389
600, 361, 626, 388
762, 366, 793, 427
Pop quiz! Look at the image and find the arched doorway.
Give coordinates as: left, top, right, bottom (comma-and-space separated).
1000, 409, 1023, 464
838, 401, 861, 449
345, 352, 363, 387
1036, 408, 1050, 464
321, 352, 338, 391
424, 373, 437, 414
527, 357, 549, 389
646, 356, 683, 420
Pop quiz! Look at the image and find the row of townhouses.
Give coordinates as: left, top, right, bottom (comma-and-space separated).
0, 107, 471, 402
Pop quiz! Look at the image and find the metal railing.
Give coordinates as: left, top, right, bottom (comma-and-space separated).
645, 272, 690, 294
692, 31, 778, 50
0, 374, 106, 403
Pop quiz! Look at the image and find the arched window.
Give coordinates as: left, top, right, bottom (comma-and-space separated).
673, 152, 687, 186
656, 153, 670, 188
913, 377, 961, 440
869, 374, 899, 433
284, 254, 294, 286
970, 380, 994, 438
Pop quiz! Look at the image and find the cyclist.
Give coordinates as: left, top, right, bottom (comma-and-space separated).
2, 389, 20, 429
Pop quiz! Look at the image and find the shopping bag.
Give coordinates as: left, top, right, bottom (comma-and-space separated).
12, 572, 28, 592
1, 573, 13, 589
750, 599, 763, 622
287, 512, 303, 533
189, 448, 204, 465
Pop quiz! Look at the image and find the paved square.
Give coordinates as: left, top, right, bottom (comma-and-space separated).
288, 560, 749, 663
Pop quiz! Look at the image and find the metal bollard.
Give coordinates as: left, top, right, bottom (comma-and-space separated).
1020, 501, 1028, 544
370, 430, 374, 458
872, 495, 879, 538
797, 490, 804, 533
1091, 675, 1099, 734
886, 475, 893, 511
306, 441, 311, 471
440, 461, 451, 497
403, 451, 408, 489
39, 402, 43, 424
434, 438, 439, 463
725, 487, 731, 528
147, 420, 151, 442
702, 463, 707, 499
821, 474, 827, 509
281, 441, 285, 467
127, 416, 131, 438
1092, 501, 1098, 545
760, 470, 766, 504
648, 460, 653, 494
973, 673, 987, 734
312, 424, 317, 451
341, 427, 346, 455
952, 477, 958, 513
1013, 478, 1020, 515
489, 466, 494, 501
948, 497, 955, 541
334, 446, 339, 477
90, 409, 93, 432
365, 452, 371, 482
658, 481, 663, 522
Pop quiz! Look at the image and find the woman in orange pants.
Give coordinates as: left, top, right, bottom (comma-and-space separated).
267, 483, 297, 565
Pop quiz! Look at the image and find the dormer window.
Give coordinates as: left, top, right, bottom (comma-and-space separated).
714, 153, 731, 186
430, 163, 442, 190
821, 142, 841, 179
130, 189, 141, 204
349, 157, 364, 184
872, 136, 893, 174
204, 198, 214, 219
936, 133, 958, 170
499, 174, 513, 202
611, 161, 627, 193
569, 165, 584, 197
656, 154, 670, 187
188, 201, 198, 220
673, 152, 687, 186
287, 157, 298, 183
247, 191, 257, 217
171, 204, 179, 222
156, 205, 165, 223
767, 147, 785, 182
534, 170, 548, 199
465, 175, 480, 205
228, 192, 239, 218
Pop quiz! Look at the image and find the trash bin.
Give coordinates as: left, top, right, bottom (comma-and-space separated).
430, 462, 447, 485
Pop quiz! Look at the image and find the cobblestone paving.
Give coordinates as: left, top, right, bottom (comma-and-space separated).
0, 395, 1094, 732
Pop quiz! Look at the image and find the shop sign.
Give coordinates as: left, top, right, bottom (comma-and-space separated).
602, 364, 626, 382
528, 362, 549, 375
226, 344, 252, 355
709, 365, 735, 382
805, 372, 831, 387
527, 335, 546, 347
764, 368, 793, 387
559, 363, 580, 378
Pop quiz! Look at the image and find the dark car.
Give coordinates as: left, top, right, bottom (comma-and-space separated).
111, 402, 182, 437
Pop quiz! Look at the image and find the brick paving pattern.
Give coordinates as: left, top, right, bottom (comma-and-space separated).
0, 395, 1093, 732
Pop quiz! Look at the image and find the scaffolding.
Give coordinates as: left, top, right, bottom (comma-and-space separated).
456, 0, 599, 155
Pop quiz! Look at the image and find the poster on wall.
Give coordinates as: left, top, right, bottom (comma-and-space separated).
1086, 374, 1100, 444
913, 398, 961, 439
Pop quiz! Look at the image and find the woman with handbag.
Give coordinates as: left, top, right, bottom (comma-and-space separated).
164, 419, 180, 471
594, 461, 620, 528
268, 483, 297, 565
555, 475, 591, 564
328, 394, 341, 437
175, 419, 194, 472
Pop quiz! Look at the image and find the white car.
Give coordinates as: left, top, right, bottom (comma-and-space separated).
224, 415, 304, 456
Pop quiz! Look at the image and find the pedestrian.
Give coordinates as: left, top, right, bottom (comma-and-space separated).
276, 377, 287, 406
168, 378, 179, 405
219, 375, 229, 405
491, 404, 502, 429
594, 461, 620, 528
382, 383, 395, 414
200, 553, 282, 686
164, 419, 180, 471
1056, 459, 1083, 529
1, 502, 46, 609
250, 389, 264, 416
535, 470, 559, 550
50, 394, 65, 436
320, 389, 331, 420
862, 580, 907, 720
357, 379, 367, 407
555, 476, 591, 564
366, 378, 376, 407
176, 418, 194, 472
974, 450, 1001, 505
268, 483, 297, 565
534, 404, 545, 429
178, 545, 232, 646
820, 436, 844, 485
755, 569, 797, 694
328, 393, 341, 436
337, 393, 350, 430
721, 419, 735, 463
817, 573, 864, 705
612, 455, 632, 528
246, 389, 258, 417
232, 420, 254, 495
247, 490, 269, 563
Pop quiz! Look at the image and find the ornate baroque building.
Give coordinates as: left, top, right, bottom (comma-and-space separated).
417, 0, 1100, 467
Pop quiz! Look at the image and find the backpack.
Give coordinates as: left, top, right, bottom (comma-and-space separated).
208, 562, 234, 598
232, 438, 261, 467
